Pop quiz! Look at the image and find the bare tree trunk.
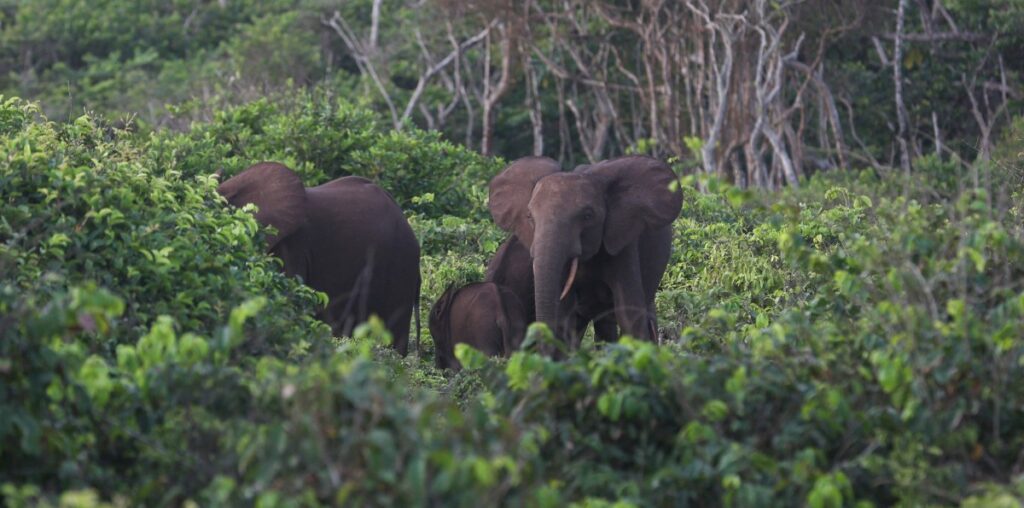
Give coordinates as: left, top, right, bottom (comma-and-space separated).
481, 24, 514, 156
459, 51, 476, 148
783, 117, 804, 179
369, 0, 382, 53
525, 57, 544, 156
555, 77, 569, 165
963, 53, 1012, 163
314, 0, 881, 190
402, 23, 494, 125
323, 11, 399, 127
696, 9, 736, 176
894, 0, 912, 176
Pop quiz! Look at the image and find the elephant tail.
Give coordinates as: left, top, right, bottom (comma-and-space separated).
494, 302, 509, 358
414, 275, 422, 358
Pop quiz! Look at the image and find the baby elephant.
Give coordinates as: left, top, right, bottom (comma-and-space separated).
429, 282, 528, 370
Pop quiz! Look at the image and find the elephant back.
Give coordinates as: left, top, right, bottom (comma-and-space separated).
313, 175, 403, 208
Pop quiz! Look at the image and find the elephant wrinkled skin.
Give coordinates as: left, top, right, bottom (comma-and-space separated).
486, 155, 681, 350
218, 162, 421, 355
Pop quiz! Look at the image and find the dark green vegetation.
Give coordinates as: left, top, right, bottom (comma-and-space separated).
3, 95, 1024, 506
3, 0, 1024, 506
2, 1, 1022, 181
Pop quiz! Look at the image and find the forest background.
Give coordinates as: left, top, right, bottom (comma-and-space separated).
4, 0, 1022, 183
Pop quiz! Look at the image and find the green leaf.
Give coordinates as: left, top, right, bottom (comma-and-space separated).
701, 400, 729, 422
78, 355, 113, 409
454, 343, 488, 370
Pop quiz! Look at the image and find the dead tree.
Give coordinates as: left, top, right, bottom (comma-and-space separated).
478, 22, 515, 156
894, 0, 912, 176
324, 4, 496, 133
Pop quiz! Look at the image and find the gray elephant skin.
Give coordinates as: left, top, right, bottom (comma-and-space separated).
429, 281, 527, 370
486, 155, 681, 350
218, 162, 420, 355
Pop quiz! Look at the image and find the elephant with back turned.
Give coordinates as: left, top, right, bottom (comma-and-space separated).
218, 162, 421, 355
485, 155, 681, 350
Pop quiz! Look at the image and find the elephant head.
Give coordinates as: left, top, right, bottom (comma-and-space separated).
216, 162, 308, 251
428, 283, 459, 369
488, 155, 681, 337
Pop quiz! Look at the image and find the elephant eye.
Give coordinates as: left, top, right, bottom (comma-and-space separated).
581, 208, 595, 222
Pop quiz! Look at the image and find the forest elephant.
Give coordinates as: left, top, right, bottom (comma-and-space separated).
428, 282, 528, 370
486, 236, 619, 346
486, 155, 681, 350
218, 162, 421, 355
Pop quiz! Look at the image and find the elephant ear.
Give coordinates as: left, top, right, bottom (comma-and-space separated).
489, 156, 561, 248
583, 156, 682, 256
217, 162, 308, 250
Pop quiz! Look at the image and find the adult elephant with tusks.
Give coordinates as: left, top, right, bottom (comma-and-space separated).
217, 162, 421, 355
487, 155, 682, 353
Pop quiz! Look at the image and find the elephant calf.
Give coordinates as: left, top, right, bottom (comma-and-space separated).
429, 282, 527, 370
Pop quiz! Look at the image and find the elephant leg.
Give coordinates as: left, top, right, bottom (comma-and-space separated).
388, 305, 412, 356
593, 311, 618, 342
485, 237, 536, 323
646, 299, 661, 343
365, 238, 419, 357
556, 293, 581, 353
585, 282, 617, 342
606, 242, 654, 340
638, 225, 672, 332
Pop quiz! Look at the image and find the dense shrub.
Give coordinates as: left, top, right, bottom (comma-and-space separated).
4, 96, 1024, 506
0, 97, 534, 506
144, 92, 502, 218
0, 97, 328, 496
436, 151, 1023, 505
0, 99, 326, 349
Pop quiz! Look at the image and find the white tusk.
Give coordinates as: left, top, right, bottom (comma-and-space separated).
560, 257, 579, 300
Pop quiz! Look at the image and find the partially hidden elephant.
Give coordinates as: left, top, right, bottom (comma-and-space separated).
218, 162, 421, 355
486, 155, 681, 349
428, 282, 527, 370
486, 236, 621, 345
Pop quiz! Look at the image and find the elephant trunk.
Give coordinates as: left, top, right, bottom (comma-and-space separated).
532, 236, 575, 341
533, 257, 564, 334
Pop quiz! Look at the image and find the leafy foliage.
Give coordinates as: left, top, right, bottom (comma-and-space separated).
146, 92, 501, 218
3, 94, 1024, 506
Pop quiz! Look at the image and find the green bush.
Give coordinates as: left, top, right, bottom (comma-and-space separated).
0, 0, 303, 124
145, 92, 501, 218
0, 100, 326, 349
465, 159, 1024, 505
4, 96, 1024, 506
0, 97, 535, 506
0, 97, 331, 497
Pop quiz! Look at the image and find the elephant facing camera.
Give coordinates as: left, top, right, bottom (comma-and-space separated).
486, 155, 682, 351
